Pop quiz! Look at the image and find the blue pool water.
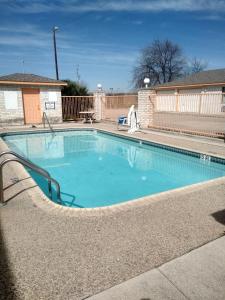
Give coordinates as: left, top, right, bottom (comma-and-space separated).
3, 130, 225, 208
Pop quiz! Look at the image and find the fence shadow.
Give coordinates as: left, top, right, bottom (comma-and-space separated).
0, 217, 18, 299
211, 209, 225, 226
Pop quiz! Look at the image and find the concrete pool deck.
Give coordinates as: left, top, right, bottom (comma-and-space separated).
0, 122, 225, 299
88, 235, 225, 300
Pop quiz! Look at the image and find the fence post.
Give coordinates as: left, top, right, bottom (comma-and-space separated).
199, 93, 203, 114
175, 91, 179, 112
93, 90, 106, 121
138, 88, 156, 128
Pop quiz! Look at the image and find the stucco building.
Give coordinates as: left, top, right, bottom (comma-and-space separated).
154, 68, 225, 114
137, 69, 225, 136
0, 73, 66, 126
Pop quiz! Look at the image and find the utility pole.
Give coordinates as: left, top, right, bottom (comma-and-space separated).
22, 59, 25, 74
53, 26, 59, 80
76, 64, 81, 83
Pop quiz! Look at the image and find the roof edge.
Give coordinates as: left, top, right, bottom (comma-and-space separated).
0, 80, 67, 86
154, 82, 225, 90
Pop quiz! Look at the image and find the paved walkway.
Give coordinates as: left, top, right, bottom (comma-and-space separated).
88, 236, 225, 300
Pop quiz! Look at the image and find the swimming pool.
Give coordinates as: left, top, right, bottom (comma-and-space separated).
3, 130, 225, 208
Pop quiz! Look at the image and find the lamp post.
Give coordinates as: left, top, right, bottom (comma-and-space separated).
109, 87, 113, 95
144, 77, 150, 88
53, 26, 59, 80
97, 83, 102, 91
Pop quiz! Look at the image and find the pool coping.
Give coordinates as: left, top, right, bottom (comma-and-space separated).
1, 126, 225, 217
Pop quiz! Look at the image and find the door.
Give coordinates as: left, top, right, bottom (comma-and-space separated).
22, 88, 41, 124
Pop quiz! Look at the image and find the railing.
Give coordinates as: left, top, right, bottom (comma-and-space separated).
0, 151, 61, 204
42, 112, 54, 133
61, 96, 94, 121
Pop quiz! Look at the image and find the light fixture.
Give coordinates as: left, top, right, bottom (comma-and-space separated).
144, 77, 150, 88
97, 83, 102, 91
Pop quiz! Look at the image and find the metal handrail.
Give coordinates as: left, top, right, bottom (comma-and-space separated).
42, 112, 54, 133
0, 151, 31, 163
0, 151, 52, 195
0, 153, 61, 204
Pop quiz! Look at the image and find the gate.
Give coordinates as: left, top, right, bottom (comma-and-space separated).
104, 94, 138, 121
62, 96, 94, 121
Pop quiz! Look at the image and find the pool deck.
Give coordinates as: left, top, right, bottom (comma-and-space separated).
88, 236, 225, 300
0, 122, 225, 299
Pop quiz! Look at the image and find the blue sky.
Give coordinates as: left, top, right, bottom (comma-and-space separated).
1, 0, 225, 91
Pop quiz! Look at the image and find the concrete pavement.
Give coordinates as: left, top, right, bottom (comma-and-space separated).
88, 236, 225, 300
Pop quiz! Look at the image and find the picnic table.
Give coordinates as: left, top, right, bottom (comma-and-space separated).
79, 111, 95, 123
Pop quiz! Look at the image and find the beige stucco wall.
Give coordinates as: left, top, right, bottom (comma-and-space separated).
40, 87, 62, 123
138, 89, 156, 128
0, 85, 62, 126
93, 91, 106, 121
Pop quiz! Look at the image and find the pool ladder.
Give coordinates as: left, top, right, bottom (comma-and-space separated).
0, 151, 61, 205
42, 112, 55, 134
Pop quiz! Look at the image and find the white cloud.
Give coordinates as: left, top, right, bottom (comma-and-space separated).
132, 20, 143, 25
197, 14, 225, 20
3, 0, 225, 14
0, 20, 138, 72
62, 49, 137, 66
0, 23, 71, 49
0, 36, 48, 47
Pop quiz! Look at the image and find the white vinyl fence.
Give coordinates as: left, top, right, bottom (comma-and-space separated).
153, 93, 225, 137
156, 93, 224, 114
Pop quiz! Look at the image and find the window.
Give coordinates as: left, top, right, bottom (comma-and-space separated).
4, 91, 18, 109
48, 91, 58, 102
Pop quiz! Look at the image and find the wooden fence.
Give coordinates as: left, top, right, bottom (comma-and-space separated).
104, 94, 138, 121
61, 96, 94, 121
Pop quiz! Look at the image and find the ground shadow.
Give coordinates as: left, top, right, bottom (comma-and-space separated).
0, 217, 18, 299
4, 185, 37, 203
3, 177, 31, 191
211, 209, 225, 225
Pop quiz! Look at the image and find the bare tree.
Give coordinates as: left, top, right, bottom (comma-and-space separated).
132, 39, 186, 88
189, 57, 208, 74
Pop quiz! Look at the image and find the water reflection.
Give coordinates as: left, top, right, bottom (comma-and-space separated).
5, 133, 64, 159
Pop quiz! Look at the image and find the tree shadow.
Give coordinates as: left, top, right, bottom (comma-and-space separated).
211, 209, 225, 225
0, 218, 18, 299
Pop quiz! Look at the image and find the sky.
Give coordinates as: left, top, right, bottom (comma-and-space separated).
1, 0, 225, 92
